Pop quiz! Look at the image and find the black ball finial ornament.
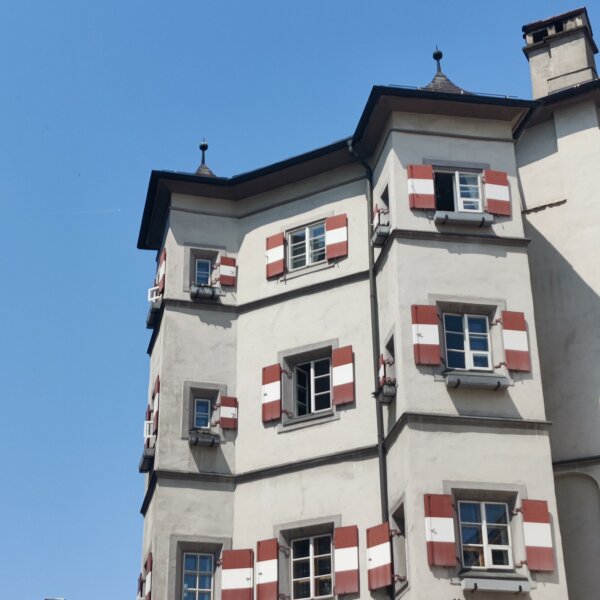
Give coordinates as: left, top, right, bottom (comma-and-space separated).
433, 46, 443, 73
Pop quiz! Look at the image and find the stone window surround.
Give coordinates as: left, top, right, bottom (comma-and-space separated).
273, 514, 341, 600
277, 338, 340, 433
168, 533, 232, 600
182, 243, 227, 293
181, 381, 228, 439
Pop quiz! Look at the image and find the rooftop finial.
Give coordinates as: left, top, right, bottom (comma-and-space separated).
196, 139, 216, 177
433, 46, 443, 73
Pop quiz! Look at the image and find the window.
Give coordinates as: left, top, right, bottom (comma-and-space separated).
294, 358, 332, 416
182, 552, 213, 600
288, 222, 326, 270
291, 535, 333, 599
193, 398, 212, 429
459, 501, 512, 569
443, 314, 491, 370
434, 171, 482, 213
195, 259, 212, 286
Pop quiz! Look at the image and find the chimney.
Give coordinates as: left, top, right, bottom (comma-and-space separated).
522, 7, 598, 98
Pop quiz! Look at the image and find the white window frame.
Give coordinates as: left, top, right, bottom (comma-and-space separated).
458, 501, 513, 570
195, 258, 212, 286
443, 313, 492, 371
294, 358, 332, 417
193, 398, 212, 430
435, 170, 483, 213
287, 221, 327, 271
291, 534, 334, 599
182, 552, 214, 600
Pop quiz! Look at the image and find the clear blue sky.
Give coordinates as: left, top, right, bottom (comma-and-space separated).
0, 1, 590, 598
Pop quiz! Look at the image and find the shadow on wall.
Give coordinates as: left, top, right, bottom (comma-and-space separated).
524, 219, 600, 460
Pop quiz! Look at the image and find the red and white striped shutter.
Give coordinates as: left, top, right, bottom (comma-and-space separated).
137, 573, 143, 597
424, 494, 457, 567
522, 500, 555, 572
261, 364, 282, 423
219, 256, 237, 287
407, 165, 435, 209
152, 376, 160, 435
332, 346, 354, 405
334, 525, 359, 595
325, 214, 348, 260
156, 249, 166, 294
221, 549, 254, 600
372, 205, 381, 230
366, 523, 392, 590
144, 552, 153, 600
411, 305, 441, 365
484, 170, 511, 216
256, 539, 278, 600
502, 311, 531, 372
378, 354, 386, 387
220, 396, 238, 430
266, 233, 285, 279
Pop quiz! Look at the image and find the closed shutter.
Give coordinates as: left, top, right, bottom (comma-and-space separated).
261, 364, 282, 423
334, 525, 359, 595
221, 549, 254, 600
424, 494, 457, 567
484, 170, 511, 216
266, 233, 285, 279
522, 500, 555, 572
256, 539, 278, 600
219, 256, 237, 287
411, 305, 441, 365
332, 346, 354, 405
144, 552, 153, 600
366, 523, 392, 590
156, 249, 166, 294
220, 396, 238, 430
502, 311, 531, 372
407, 165, 435, 209
325, 214, 348, 260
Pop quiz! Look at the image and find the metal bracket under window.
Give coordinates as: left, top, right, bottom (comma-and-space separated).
279, 545, 291, 557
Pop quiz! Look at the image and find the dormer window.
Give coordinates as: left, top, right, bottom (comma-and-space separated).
434, 171, 482, 213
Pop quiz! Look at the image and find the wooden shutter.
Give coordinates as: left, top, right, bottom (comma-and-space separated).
332, 346, 355, 405
325, 214, 348, 260
219, 256, 237, 287
411, 305, 441, 365
484, 170, 511, 216
424, 494, 457, 567
502, 311, 531, 372
366, 523, 392, 590
220, 396, 238, 430
256, 539, 278, 600
221, 549, 254, 600
407, 165, 435, 209
334, 525, 359, 595
261, 364, 282, 422
144, 552, 153, 600
266, 233, 285, 279
156, 249, 166, 294
522, 500, 555, 572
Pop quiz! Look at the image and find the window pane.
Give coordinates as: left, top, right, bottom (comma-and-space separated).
183, 592, 196, 600
491, 549, 510, 566
315, 577, 333, 597
485, 504, 508, 524
469, 336, 489, 352
487, 526, 509, 546
460, 502, 481, 523
310, 223, 325, 238
293, 538, 310, 558
184, 574, 197, 590
198, 594, 211, 600
461, 525, 483, 545
290, 230, 306, 244
467, 316, 487, 333
314, 392, 331, 411
444, 315, 463, 333
314, 556, 331, 575
198, 555, 213, 572
446, 332, 465, 350
463, 548, 485, 567
184, 554, 198, 571
472, 354, 490, 368
314, 535, 331, 555
196, 260, 211, 285
293, 580, 311, 599
293, 560, 310, 579
447, 350, 466, 369
314, 376, 330, 394
314, 359, 330, 376
199, 575, 212, 589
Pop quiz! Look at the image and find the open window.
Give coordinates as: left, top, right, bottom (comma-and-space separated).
294, 358, 332, 417
434, 170, 482, 213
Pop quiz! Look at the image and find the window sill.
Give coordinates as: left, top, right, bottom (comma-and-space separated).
188, 429, 221, 447
372, 224, 390, 247
189, 284, 225, 302
459, 571, 530, 593
278, 410, 339, 433
441, 371, 510, 390
434, 211, 494, 227
283, 260, 334, 281
139, 447, 155, 473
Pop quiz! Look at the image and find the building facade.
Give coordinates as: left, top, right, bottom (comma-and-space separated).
135, 7, 598, 600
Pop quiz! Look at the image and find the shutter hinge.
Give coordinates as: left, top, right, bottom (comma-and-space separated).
279, 545, 290, 557
393, 574, 407, 583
